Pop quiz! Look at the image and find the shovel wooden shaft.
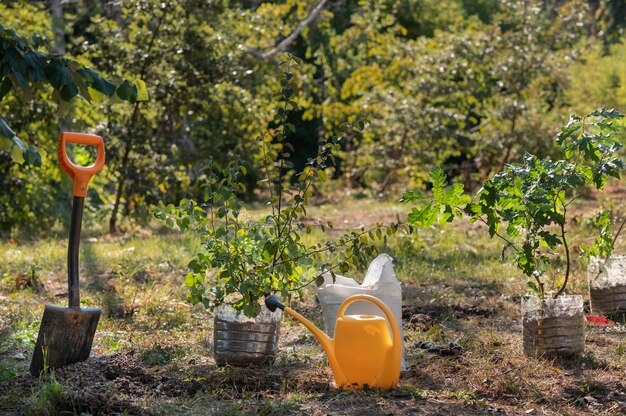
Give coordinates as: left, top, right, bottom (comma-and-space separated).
68, 196, 84, 308
67, 196, 85, 308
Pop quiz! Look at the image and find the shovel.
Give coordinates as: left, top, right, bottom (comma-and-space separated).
30, 132, 105, 376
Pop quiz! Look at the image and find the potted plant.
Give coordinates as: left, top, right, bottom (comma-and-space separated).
155, 54, 386, 366
402, 109, 625, 357
585, 209, 626, 318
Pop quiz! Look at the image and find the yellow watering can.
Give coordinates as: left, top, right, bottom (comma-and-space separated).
265, 294, 401, 390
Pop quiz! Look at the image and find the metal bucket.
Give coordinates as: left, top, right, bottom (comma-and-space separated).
213, 308, 281, 366
590, 286, 626, 315
522, 295, 584, 358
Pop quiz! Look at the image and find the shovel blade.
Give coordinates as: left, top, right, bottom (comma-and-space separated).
30, 304, 100, 376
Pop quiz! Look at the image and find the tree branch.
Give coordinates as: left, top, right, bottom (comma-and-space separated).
247, 0, 328, 60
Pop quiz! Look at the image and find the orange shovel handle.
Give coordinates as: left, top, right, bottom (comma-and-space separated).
58, 132, 106, 197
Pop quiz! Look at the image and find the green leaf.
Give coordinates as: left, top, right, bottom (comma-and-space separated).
44, 60, 72, 89
516, 242, 537, 277
0, 77, 12, 101
23, 146, 42, 167
478, 180, 497, 208
407, 202, 439, 227
430, 167, 446, 199
556, 114, 581, 144
538, 231, 560, 249
79, 67, 117, 97
59, 81, 79, 101
23, 52, 46, 81
116, 80, 138, 103
589, 108, 624, 119
10, 144, 24, 164
134, 79, 149, 102
0, 117, 17, 141
400, 190, 424, 203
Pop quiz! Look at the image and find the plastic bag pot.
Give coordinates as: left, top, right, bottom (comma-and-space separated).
522, 295, 585, 358
213, 305, 282, 366
588, 256, 626, 316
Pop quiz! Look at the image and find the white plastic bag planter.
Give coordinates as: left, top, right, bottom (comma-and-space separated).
213, 305, 282, 366
588, 256, 626, 315
522, 294, 585, 357
316, 253, 405, 368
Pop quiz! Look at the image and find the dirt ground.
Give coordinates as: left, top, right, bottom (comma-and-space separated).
2, 280, 626, 415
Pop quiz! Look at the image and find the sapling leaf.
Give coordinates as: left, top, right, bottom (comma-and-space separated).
485, 210, 499, 238
478, 180, 498, 208
539, 231, 561, 249
527, 281, 540, 295
517, 243, 536, 277
430, 167, 446, 199
407, 203, 438, 227
400, 190, 424, 203
589, 108, 623, 119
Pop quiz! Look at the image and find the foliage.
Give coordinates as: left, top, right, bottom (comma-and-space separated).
403, 109, 625, 298
310, 0, 588, 189
0, 15, 139, 165
401, 167, 470, 227
71, 0, 289, 233
155, 55, 389, 317
0, 2, 141, 236
3, 0, 626, 236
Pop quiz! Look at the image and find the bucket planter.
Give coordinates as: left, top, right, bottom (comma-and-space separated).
588, 256, 626, 316
213, 306, 282, 366
522, 295, 585, 357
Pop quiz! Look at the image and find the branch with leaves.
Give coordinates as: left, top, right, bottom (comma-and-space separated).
0, 24, 147, 166
246, 0, 329, 60
402, 109, 626, 299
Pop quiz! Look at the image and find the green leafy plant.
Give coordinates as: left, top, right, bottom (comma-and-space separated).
403, 109, 625, 299
156, 54, 390, 317
581, 209, 626, 259
0, 22, 144, 166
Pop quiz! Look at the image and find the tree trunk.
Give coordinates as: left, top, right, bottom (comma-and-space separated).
48, 0, 66, 54
107, 9, 167, 234
109, 143, 131, 235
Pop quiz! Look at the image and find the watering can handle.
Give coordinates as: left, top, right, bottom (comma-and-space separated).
336, 294, 402, 345
58, 132, 106, 197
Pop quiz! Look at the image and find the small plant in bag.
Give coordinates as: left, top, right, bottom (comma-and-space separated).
402, 109, 625, 356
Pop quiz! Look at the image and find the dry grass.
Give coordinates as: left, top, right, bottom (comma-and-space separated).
2, 190, 626, 415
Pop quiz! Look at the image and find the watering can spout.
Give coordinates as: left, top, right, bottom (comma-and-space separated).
264, 295, 344, 381
264, 294, 285, 313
